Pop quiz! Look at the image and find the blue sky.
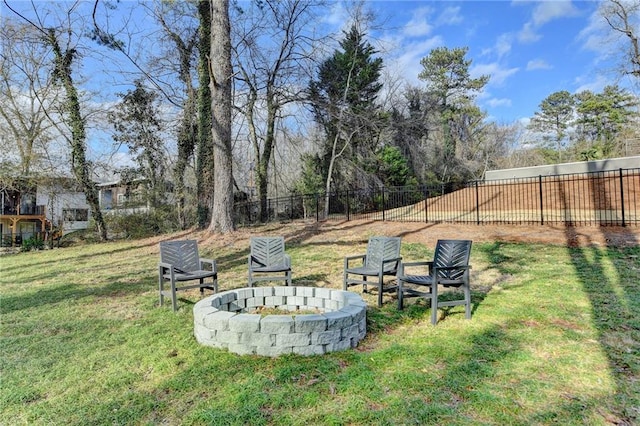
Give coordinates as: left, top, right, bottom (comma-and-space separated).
323, 0, 634, 124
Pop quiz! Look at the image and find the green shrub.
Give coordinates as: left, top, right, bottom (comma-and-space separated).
104, 207, 181, 239
21, 236, 45, 252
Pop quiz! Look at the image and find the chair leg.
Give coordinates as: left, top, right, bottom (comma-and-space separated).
171, 281, 178, 312
464, 281, 471, 320
431, 283, 438, 325
377, 276, 383, 308
199, 278, 205, 296
397, 280, 404, 310
158, 270, 165, 307
286, 271, 292, 286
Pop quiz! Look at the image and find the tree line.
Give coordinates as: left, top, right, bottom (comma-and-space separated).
1, 0, 639, 238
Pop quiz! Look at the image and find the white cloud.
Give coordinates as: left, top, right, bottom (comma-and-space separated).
526, 59, 552, 71
387, 36, 445, 85
518, 0, 579, 44
494, 33, 513, 59
577, 7, 618, 57
518, 22, 541, 43
486, 97, 512, 108
322, 2, 349, 27
532, 0, 579, 26
471, 62, 519, 86
573, 73, 611, 93
436, 6, 463, 26
403, 7, 434, 37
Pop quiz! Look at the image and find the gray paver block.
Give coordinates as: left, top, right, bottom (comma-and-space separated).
323, 310, 353, 328
294, 314, 327, 333
307, 297, 325, 309
276, 332, 311, 347
311, 329, 341, 345
203, 310, 236, 330
340, 305, 366, 322
295, 286, 314, 297
293, 345, 326, 356
260, 315, 294, 333
265, 295, 286, 306
246, 297, 265, 308
315, 287, 332, 300
328, 338, 352, 352
240, 332, 275, 347
216, 330, 241, 344
274, 286, 296, 296
254, 287, 274, 297
236, 288, 254, 300
228, 342, 255, 355
229, 314, 261, 333
286, 295, 305, 306
229, 298, 246, 312
218, 291, 237, 304
341, 324, 360, 340
256, 345, 293, 357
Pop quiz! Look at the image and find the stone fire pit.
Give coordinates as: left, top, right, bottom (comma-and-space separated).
193, 286, 367, 357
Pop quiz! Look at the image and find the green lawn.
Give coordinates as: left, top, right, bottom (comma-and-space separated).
1, 223, 639, 425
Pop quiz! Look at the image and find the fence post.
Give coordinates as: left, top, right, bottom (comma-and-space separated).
424, 187, 428, 223
315, 194, 319, 222
475, 180, 480, 225
382, 187, 386, 221
538, 175, 544, 225
619, 168, 626, 227
346, 190, 350, 221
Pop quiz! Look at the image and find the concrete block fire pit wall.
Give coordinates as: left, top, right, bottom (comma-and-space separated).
193, 286, 367, 357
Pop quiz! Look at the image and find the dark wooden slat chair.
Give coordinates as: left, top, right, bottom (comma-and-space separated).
397, 239, 472, 325
158, 240, 218, 311
343, 236, 402, 307
248, 236, 292, 286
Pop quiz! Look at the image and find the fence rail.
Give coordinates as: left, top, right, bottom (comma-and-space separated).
233, 168, 640, 227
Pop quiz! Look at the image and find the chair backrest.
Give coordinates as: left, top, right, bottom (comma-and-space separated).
365, 236, 401, 271
159, 240, 200, 272
433, 239, 472, 280
250, 236, 287, 266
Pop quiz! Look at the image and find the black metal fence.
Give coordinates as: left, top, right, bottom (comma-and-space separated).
234, 167, 640, 227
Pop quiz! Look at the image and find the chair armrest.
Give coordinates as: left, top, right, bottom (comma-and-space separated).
397, 261, 432, 276
284, 253, 291, 268
381, 256, 403, 272
159, 262, 178, 276
249, 254, 266, 267
200, 258, 217, 273
344, 254, 366, 268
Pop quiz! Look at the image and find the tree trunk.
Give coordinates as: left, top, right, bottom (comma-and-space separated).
197, 0, 215, 229
48, 30, 107, 241
207, 0, 235, 233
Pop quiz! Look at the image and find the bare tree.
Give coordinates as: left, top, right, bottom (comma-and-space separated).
4, 1, 108, 240
601, 0, 640, 79
232, 0, 322, 222
0, 21, 61, 176
150, 1, 199, 228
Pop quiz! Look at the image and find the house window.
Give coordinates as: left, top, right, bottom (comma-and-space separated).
63, 208, 89, 222
117, 193, 127, 204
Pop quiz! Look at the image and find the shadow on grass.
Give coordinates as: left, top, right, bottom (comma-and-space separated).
560, 182, 640, 424
2, 277, 156, 314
